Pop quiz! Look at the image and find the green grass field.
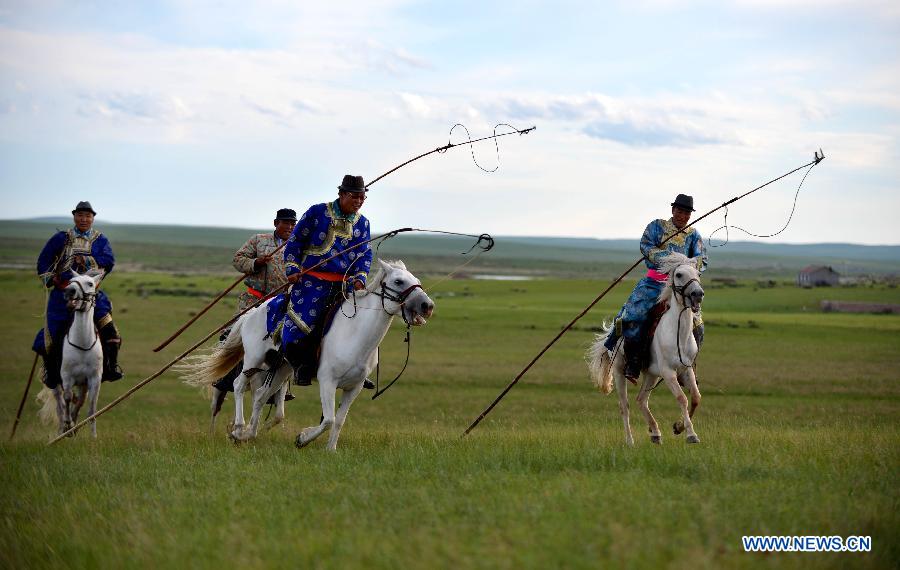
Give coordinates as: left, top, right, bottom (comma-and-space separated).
1, 268, 898, 569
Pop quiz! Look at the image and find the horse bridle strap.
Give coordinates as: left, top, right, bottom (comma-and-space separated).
378, 282, 424, 325
672, 277, 700, 307
68, 280, 97, 312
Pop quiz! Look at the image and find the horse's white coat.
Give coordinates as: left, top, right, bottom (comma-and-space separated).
588, 252, 705, 446
181, 259, 434, 450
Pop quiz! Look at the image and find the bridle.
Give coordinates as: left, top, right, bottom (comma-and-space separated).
65, 279, 99, 351
375, 281, 425, 326
670, 269, 703, 368
66, 279, 97, 313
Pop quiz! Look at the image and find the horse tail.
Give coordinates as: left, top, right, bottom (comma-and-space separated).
178, 316, 246, 389
36, 385, 57, 425
586, 324, 614, 395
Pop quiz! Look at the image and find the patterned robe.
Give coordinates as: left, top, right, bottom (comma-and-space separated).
32, 228, 115, 353
232, 232, 289, 311
278, 201, 373, 349
605, 218, 707, 350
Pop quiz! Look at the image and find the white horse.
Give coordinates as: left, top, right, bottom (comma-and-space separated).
181, 259, 435, 450
37, 270, 105, 438
587, 252, 705, 446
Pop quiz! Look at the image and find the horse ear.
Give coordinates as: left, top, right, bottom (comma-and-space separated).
396, 259, 407, 270
87, 268, 105, 282
377, 259, 391, 274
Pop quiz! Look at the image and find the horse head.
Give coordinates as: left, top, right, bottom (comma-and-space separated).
372, 259, 435, 326
64, 269, 104, 312
661, 253, 704, 314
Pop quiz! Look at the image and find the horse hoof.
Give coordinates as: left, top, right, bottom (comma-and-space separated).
673, 421, 684, 435
295, 433, 309, 449
650, 435, 662, 445
686, 435, 700, 444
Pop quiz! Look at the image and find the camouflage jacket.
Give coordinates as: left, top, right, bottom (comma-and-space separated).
232, 232, 288, 295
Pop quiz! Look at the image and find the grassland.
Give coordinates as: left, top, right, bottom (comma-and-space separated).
1, 268, 898, 569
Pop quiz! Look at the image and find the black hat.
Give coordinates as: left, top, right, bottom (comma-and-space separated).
338, 175, 367, 193
275, 208, 297, 221
671, 194, 695, 212
72, 201, 97, 215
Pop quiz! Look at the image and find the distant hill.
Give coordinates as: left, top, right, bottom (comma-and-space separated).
2, 219, 898, 278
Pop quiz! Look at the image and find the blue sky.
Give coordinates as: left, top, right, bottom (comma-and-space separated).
1, 0, 898, 244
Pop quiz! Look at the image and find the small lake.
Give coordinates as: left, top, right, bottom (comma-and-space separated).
472, 275, 534, 281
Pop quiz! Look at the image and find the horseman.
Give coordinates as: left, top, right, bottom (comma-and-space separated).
604, 194, 708, 380
212, 208, 297, 395
280, 174, 374, 388
32, 201, 124, 388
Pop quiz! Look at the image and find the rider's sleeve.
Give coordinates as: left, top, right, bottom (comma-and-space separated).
284, 206, 314, 278
640, 220, 670, 268
689, 232, 708, 274
350, 218, 372, 288
232, 234, 259, 274
36, 231, 67, 287
91, 234, 115, 274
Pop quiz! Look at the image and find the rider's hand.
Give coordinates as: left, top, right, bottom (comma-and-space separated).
253, 255, 272, 270
287, 273, 300, 284
353, 280, 365, 291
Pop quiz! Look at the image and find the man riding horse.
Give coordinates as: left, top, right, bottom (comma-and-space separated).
32, 201, 124, 389
604, 194, 708, 380
280, 175, 375, 388
212, 208, 297, 397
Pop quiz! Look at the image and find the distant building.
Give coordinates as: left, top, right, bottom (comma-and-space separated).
798, 265, 840, 288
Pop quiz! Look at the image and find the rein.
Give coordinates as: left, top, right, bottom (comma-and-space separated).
371, 325, 412, 400
671, 275, 702, 368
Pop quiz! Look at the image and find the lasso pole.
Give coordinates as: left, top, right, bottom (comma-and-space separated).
152, 241, 288, 352
9, 353, 39, 441
463, 150, 825, 436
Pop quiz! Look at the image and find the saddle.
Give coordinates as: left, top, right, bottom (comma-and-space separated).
267, 286, 346, 382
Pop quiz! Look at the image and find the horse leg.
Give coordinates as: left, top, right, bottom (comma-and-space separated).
245, 377, 280, 441
264, 375, 289, 431
295, 381, 335, 449
326, 381, 364, 451
86, 378, 101, 438
62, 382, 75, 436
209, 387, 227, 435
229, 374, 248, 441
636, 375, 662, 444
71, 385, 87, 426
613, 365, 634, 447
668, 371, 700, 443
52, 385, 67, 436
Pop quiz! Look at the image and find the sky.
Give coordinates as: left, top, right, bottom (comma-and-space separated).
1, 0, 899, 245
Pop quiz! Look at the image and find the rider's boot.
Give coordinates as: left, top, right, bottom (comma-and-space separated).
99, 322, 124, 382
40, 341, 63, 389
623, 338, 643, 382
285, 341, 313, 386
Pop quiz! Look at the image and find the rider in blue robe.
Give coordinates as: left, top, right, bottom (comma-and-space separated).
279, 175, 373, 386
32, 201, 124, 388
605, 194, 708, 379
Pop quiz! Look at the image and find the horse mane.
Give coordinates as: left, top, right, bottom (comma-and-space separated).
364, 259, 407, 292
656, 252, 694, 302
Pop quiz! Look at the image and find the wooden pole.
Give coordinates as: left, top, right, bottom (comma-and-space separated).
9, 353, 40, 441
